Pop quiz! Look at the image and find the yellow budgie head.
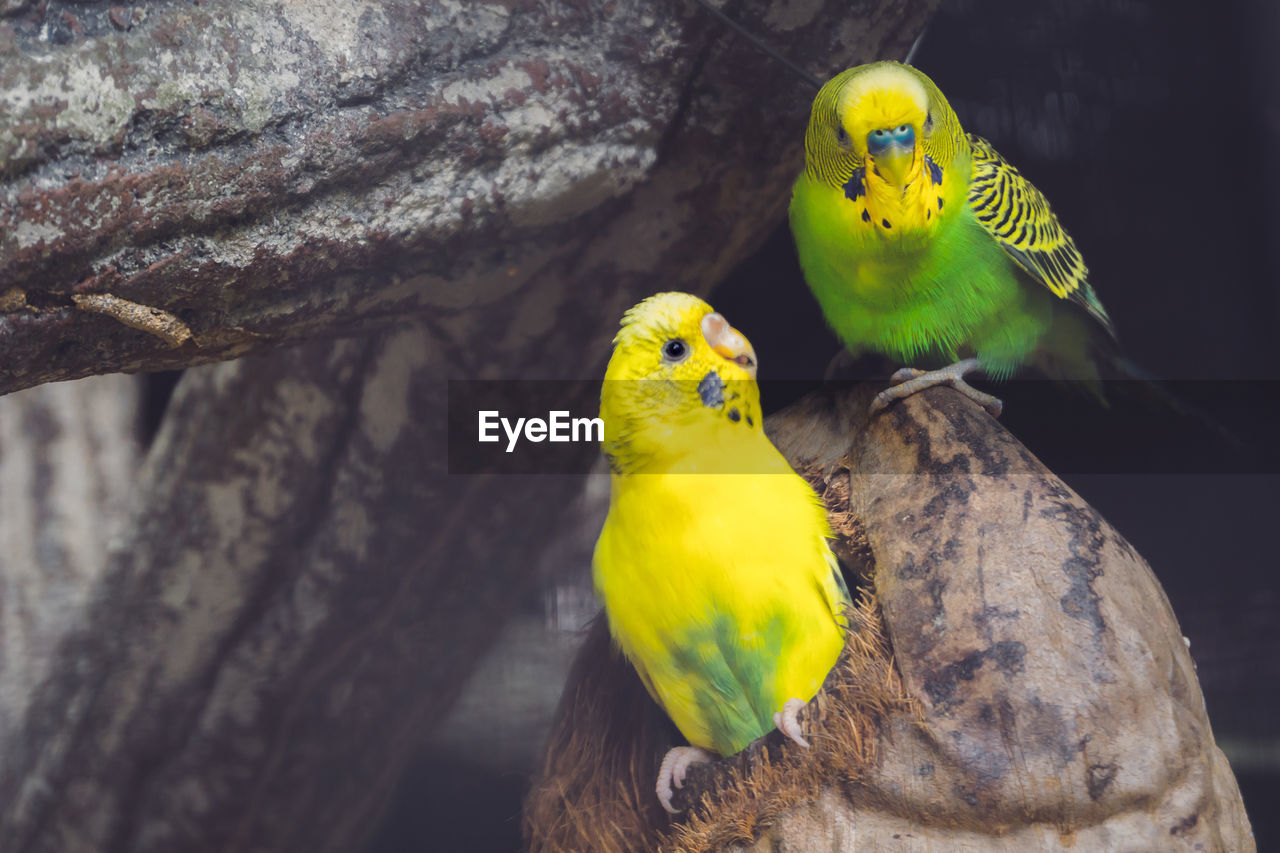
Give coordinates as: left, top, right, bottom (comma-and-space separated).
803, 62, 967, 234
601, 292, 761, 472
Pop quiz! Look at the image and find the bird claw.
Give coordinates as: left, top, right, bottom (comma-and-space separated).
871, 358, 1003, 417
773, 697, 811, 748
656, 746, 714, 814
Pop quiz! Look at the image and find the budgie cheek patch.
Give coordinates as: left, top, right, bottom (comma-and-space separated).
696, 371, 725, 408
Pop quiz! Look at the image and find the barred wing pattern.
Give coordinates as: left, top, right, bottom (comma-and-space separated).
967, 135, 1115, 337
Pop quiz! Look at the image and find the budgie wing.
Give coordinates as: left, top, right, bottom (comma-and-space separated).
662, 618, 790, 755
966, 135, 1116, 338
820, 544, 852, 625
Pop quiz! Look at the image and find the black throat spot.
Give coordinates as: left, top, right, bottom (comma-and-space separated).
926, 156, 943, 185
698, 371, 725, 409
843, 167, 866, 202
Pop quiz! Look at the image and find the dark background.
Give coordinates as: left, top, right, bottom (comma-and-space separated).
370, 0, 1280, 848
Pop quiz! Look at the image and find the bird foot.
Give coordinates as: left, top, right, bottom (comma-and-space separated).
871, 358, 1003, 417
656, 745, 714, 814
773, 697, 811, 748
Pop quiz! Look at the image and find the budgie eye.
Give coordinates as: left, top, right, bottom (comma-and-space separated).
835, 125, 851, 147
924, 112, 934, 133
662, 339, 689, 363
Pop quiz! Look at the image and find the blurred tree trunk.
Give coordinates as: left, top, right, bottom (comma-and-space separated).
0, 375, 141, 748
0, 1, 939, 850
0, 328, 600, 853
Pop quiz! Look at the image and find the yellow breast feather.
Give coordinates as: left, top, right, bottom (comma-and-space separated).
592, 292, 849, 799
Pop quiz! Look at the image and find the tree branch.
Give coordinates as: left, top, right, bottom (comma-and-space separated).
526, 385, 1255, 851
0, 0, 936, 396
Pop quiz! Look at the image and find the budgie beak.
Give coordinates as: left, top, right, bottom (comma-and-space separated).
867, 124, 917, 189
872, 147, 913, 189
701, 312, 758, 378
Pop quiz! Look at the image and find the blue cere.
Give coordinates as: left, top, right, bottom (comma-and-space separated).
867, 125, 916, 155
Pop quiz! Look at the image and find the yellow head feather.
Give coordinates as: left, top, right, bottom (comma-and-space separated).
834, 64, 931, 160
601, 292, 761, 474
802, 61, 970, 238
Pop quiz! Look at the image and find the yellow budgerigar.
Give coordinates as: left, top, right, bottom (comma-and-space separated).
593, 292, 850, 813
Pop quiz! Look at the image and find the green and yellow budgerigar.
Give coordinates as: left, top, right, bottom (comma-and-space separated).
594, 292, 849, 813
789, 61, 1116, 415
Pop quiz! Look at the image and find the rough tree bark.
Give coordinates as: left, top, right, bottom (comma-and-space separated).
0, 0, 933, 395
0, 1, 938, 850
526, 385, 1254, 851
